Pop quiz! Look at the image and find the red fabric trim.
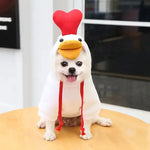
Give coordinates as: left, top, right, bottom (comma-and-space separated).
80, 81, 85, 135
53, 9, 82, 36
56, 81, 64, 131
56, 80, 85, 136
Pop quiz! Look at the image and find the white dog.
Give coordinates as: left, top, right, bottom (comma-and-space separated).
37, 34, 112, 141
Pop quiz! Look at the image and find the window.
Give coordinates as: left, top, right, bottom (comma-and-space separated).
74, 0, 150, 111
85, 0, 150, 22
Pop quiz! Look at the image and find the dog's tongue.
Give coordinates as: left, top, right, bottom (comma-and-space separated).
67, 75, 76, 82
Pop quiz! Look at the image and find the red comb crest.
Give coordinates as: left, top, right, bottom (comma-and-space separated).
53, 9, 82, 36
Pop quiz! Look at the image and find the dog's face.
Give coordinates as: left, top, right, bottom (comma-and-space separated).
55, 51, 91, 83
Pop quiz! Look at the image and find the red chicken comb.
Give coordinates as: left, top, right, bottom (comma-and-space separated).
53, 9, 82, 36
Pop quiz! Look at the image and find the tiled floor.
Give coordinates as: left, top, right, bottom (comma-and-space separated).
102, 103, 150, 124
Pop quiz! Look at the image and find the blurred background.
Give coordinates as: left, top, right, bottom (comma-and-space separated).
0, 0, 150, 123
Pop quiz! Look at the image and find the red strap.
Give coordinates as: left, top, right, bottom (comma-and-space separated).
80, 81, 85, 135
56, 81, 64, 131
56, 80, 85, 136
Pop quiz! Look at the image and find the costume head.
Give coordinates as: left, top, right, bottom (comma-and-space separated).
50, 9, 91, 73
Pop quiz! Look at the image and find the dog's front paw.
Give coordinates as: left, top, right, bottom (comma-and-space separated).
43, 132, 56, 141
80, 132, 92, 140
37, 120, 46, 129
97, 117, 112, 127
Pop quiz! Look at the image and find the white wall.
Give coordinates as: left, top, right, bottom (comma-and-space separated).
0, 0, 30, 113
0, 0, 75, 113
20, 0, 32, 108
0, 0, 33, 113
29, 0, 53, 107
30, 0, 75, 107
0, 0, 53, 112
0, 48, 23, 112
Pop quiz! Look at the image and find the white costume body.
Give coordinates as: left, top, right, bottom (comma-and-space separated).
38, 34, 101, 122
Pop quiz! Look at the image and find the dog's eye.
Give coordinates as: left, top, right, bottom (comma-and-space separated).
78, 38, 82, 42
59, 38, 64, 42
76, 61, 83, 67
61, 61, 68, 67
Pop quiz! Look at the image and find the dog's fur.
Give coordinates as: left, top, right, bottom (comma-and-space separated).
55, 51, 90, 83
37, 35, 112, 141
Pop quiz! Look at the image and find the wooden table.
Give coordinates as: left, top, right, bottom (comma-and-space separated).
0, 107, 149, 150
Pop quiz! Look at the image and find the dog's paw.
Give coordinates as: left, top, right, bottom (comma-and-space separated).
97, 117, 112, 127
37, 120, 46, 129
43, 132, 56, 141
80, 132, 92, 140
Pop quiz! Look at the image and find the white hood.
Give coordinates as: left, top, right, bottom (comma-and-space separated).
38, 34, 101, 124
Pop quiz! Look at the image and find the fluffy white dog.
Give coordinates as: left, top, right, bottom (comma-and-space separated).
37, 34, 112, 141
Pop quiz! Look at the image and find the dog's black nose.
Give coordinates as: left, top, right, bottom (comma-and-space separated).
69, 67, 76, 74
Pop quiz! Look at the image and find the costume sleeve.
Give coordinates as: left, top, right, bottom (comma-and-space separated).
83, 76, 101, 120
38, 72, 59, 121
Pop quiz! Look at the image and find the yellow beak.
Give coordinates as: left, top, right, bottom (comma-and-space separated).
58, 40, 82, 60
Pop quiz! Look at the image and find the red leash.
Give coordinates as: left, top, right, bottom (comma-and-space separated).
56, 80, 85, 136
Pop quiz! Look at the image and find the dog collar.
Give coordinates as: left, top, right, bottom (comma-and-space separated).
56, 81, 85, 136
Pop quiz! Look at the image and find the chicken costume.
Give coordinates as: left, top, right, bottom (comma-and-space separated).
38, 9, 101, 135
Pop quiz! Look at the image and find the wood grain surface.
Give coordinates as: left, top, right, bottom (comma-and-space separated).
0, 107, 149, 150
